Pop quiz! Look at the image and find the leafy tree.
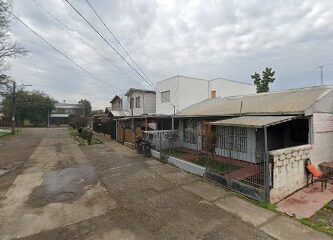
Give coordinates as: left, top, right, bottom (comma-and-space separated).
0, 1, 27, 95
79, 99, 92, 117
251, 67, 276, 93
2, 90, 55, 126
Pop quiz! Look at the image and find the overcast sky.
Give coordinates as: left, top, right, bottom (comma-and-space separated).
7, 0, 333, 109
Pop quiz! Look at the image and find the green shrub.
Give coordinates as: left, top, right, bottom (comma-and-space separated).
69, 115, 89, 129
81, 128, 93, 144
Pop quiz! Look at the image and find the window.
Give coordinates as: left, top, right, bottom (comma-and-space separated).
217, 126, 247, 153
135, 96, 141, 108
211, 90, 216, 98
130, 98, 134, 109
161, 90, 170, 103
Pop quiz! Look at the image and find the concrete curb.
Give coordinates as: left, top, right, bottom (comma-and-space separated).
150, 149, 160, 159
168, 156, 206, 176
213, 195, 331, 240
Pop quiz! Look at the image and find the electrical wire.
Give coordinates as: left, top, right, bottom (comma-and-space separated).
31, 0, 141, 87
2, 7, 126, 93
64, 0, 176, 110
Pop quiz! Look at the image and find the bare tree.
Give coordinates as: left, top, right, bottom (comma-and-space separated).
0, 0, 28, 95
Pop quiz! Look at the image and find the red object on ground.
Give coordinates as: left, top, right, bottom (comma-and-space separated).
306, 164, 322, 178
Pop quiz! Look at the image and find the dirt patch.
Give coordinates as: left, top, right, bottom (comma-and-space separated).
52, 160, 78, 171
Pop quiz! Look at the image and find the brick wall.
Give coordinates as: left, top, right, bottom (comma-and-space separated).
269, 144, 312, 203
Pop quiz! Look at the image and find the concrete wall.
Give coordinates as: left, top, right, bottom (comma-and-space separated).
269, 144, 312, 203
168, 156, 206, 176
156, 76, 180, 115
178, 76, 209, 111
143, 92, 156, 114
310, 113, 333, 166
209, 79, 256, 98
127, 91, 156, 116
155, 76, 256, 115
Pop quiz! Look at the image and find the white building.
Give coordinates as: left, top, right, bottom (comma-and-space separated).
125, 88, 156, 116
155, 75, 256, 115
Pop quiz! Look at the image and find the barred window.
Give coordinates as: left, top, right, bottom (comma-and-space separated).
217, 126, 247, 153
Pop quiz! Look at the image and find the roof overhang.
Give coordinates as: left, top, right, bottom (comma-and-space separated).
207, 115, 298, 128
110, 95, 120, 103
50, 113, 70, 118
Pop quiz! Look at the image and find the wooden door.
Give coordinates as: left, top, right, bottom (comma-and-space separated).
202, 122, 212, 152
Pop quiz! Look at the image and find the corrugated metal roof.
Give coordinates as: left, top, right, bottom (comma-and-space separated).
55, 103, 82, 109
208, 116, 297, 128
125, 88, 156, 96
177, 86, 333, 117
110, 110, 131, 117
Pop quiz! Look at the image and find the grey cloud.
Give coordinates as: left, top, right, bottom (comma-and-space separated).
6, 0, 333, 109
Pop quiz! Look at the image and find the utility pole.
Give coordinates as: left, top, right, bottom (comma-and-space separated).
318, 65, 324, 85
11, 81, 16, 135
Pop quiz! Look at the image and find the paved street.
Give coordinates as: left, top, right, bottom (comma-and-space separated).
0, 128, 329, 239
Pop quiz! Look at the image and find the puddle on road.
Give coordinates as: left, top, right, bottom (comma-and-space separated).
27, 165, 98, 208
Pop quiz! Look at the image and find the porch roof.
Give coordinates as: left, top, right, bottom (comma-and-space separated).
208, 115, 297, 128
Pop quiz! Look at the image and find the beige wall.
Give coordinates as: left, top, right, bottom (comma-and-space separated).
269, 144, 312, 203
310, 113, 333, 166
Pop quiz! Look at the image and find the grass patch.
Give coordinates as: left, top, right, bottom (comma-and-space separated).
68, 127, 103, 146
162, 149, 187, 158
199, 157, 241, 173
0, 129, 11, 138
251, 199, 277, 212
300, 218, 333, 237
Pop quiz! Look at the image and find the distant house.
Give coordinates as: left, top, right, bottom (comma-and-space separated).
93, 95, 131, 139
156, 75, 256, 115
173, 85, 333, 203
125, 88, 156, 116
116, 89, 173, 145
50, 102, 83, 125
106, 95, 130, 118
117, 77, 255, 146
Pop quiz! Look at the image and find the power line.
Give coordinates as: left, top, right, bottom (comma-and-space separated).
64, 0, 176, 111
64, 0, 156, 91
2, 7, 125, 93
31, 0, 140, 87
84, 0, 151, 84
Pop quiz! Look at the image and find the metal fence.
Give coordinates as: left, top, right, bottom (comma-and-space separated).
145, 130, 271, 202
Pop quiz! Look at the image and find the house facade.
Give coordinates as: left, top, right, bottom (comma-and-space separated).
172, 86, 333, 203
125, 88, 156, 116
50, 102, 83, 125
155, 75, 256, 115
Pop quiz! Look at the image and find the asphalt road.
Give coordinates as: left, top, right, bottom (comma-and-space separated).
0, 128, 274, 239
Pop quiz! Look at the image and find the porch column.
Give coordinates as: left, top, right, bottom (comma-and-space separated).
264, 126, 270, 202
145, 118, 148, 131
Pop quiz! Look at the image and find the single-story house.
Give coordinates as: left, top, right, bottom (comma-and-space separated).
116, 114, 172, 145
172, 85, 333, 203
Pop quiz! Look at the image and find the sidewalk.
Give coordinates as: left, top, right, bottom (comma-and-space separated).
181, 178, 331, 240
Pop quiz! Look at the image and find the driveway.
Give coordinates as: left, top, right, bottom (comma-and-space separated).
0, 128, 322, 239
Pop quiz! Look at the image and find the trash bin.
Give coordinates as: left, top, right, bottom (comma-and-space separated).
135, 136, 143, 154
136, 140, 143, 154
142, 140, 151, 157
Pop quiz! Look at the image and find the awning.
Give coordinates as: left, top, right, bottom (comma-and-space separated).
208, 115, 298, 128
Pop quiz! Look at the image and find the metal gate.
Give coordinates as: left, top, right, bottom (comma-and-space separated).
204, 127, 271, 202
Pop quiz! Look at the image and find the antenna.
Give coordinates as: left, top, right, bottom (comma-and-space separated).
318, 65, 324, 85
